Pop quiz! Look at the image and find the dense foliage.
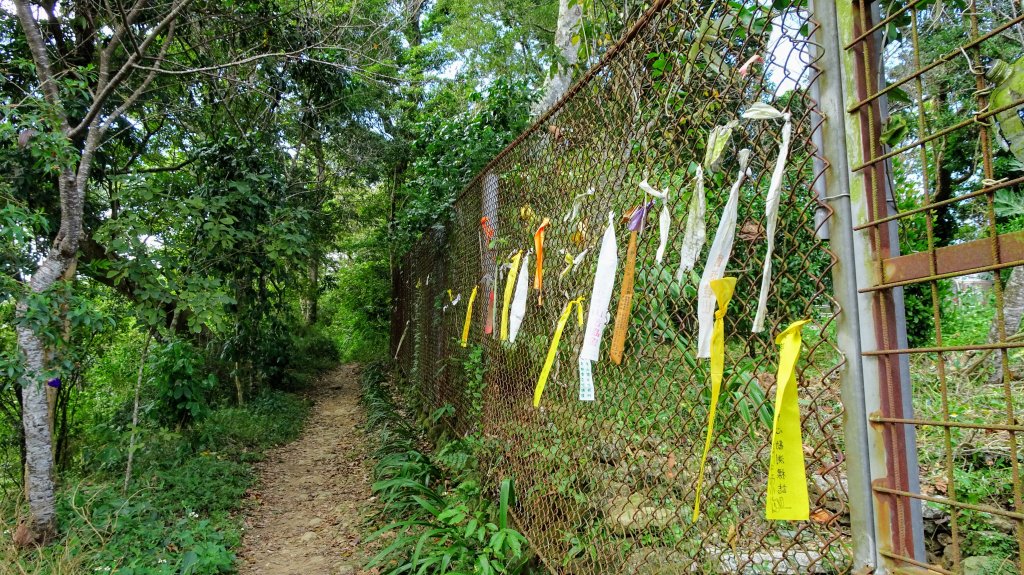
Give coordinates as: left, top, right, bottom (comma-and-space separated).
4, 0, 1023, 572
360, 361, 538, 575
1, 0, 557, 567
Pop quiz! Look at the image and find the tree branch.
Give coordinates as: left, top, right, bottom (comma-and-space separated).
115, 158, 196, 175
70, 0, 195, 138
130, 47, 314, 75
13, 0, 66, 122
99, 20, 177, 135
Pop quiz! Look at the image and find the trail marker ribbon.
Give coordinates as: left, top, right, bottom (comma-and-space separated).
693, 276, 736, 521
533, 296, 585, 408
766, 319, 811, 520
501, 251, 523, 341
741, 103, 793, 333
580, 212, 618, 362
676, 166, 706, 281
639, 179, 671, 264
481, 217, 495, 241
562, 188, 594, 223
697, 150, 751, 358
509, 254, 530, 343
534, 218, 551, 304
461, 286, 478, 347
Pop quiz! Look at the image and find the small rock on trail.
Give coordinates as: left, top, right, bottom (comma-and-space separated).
238, 364, 375, 575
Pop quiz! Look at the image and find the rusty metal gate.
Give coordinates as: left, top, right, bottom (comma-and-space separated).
390, 1, 1024, 573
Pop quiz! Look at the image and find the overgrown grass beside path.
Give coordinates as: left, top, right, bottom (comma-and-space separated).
0, 390, 310, 575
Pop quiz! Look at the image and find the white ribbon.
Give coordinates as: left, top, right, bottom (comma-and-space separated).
508, 254, 530, 343
580, 212, 618, 362
741, 102, 785, 121
562, 188, 595, 223
676, 166, 707, 281
741, 104, 793, 333
559, 249, 590, 281
573, 249, 589, 268
703, 121, 738, 172
697, 149, 751, 358
442, 293, 462, 313
639, 179, 671, 264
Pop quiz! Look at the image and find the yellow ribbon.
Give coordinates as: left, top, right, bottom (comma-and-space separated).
520, 204, 535, 223
767, 319, 811, 520
693, 277, 736, 521
533, 296, 585, 408
500, 252, 522, 341
461, 286, 478, 348
559, 253, 574, 281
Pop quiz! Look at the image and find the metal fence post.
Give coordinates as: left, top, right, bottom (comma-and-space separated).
822, 1, 927, 571
811, 1, 879, 571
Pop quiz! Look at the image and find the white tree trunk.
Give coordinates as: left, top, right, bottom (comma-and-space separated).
16, 249, 74, 539
532, 0, 583, 116
16, 167, 88, 542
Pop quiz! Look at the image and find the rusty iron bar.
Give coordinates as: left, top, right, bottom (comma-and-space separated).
848, 0, 924, 565
842, 0, 928, 50
872, 485, 1024, 521
849, 95, 1024, 173
878, 550, 953, 575
870, 416, 1024, 434
881, 231, 1024, 284
845, 12, 1024, 114
853, 175, 1024, 231
907, 6, 962, 563
858, 259, 1024, 293
861, 340, 1024, 356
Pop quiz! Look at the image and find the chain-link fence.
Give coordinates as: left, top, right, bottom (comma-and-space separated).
391, 1, 1024, 573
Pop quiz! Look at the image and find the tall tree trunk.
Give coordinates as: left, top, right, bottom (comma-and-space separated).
532, 0, 583, 115
123, 332, 153, 492
302, 259, 319, 325
15, 217, 78, 540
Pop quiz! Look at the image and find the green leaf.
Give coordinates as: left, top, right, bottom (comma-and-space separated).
180, 551, 199, 574
498, 478, 512, 530
995, 190, 1024, 218
881, 116, 909, 147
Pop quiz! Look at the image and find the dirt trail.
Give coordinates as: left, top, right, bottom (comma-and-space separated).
238, 364, 375, 575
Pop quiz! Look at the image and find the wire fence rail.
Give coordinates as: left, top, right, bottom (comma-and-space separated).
391, 1, 1024, 574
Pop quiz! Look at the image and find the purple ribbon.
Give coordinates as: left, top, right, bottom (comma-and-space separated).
627, 201, 656, 232
47, 378, 61, 389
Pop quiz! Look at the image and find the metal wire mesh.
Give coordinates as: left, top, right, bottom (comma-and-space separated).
392, 1, 853, 572
843, 2, 1024, 573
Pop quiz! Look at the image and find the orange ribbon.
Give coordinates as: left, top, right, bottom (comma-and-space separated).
534, 218, 550, 304
481, 217, 495, 241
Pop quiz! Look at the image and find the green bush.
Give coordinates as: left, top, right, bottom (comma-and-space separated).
193, 390, 310, 456
151, 456, 253, 515
150, 340, 217, 427
2, 389, 310, 574
56, 484, 237, 574
361, 362, 535, 575
320, 260, 390, 363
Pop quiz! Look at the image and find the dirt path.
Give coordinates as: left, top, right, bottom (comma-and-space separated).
238, 364, 375, 575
